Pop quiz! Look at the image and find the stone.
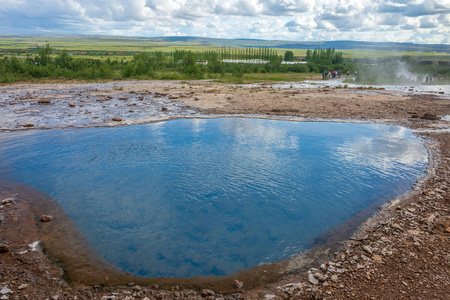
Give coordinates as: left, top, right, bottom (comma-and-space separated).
432, 217, 450, 235
314, 272, 326, 282
68, 102, 76, 107
234, 279, 243, 288
119, 97, 128, 100
17, 284, 28, 290
23, 123, 34, 128
40, 215, 53, 222
37, 99, 51, 104
112, 117, 123, 122
161, 107, 168, 111
308, 273, 319, 285
362, 245, 373, 255
421, 113, 438, 120
132, 285, 141, 291
1, 198, 14, 204
201, 289, 215, 297
372, 254, 383, 263
0, 243, 10, 253
0, 288, 11, 295
331, 275, 339, 283
392, 223, 404, 231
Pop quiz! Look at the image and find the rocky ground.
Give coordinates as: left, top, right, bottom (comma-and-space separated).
0, 79, 449, 299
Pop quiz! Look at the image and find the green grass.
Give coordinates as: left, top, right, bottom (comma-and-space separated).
1, 36, 449, 61
210, 73, 320, 84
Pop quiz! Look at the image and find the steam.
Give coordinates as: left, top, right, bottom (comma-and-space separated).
354, 57, 429, 85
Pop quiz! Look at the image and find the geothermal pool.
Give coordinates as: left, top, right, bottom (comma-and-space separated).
0, 118, 428, 277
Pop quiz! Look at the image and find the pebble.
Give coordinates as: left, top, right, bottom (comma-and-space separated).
234, 279, 244, 288
0, 244, 10, 253
0, 287, 11, 295
308, 273, 319, 285
201, 289, 215, 296
112, 117, 123, 122
363, 246, 373, 255
17, 284, 28, 290
40, 215, 53, 222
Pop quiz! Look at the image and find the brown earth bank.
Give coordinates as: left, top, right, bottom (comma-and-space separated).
0, 80, 449, 299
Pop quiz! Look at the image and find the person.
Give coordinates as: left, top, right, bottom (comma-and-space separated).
354, 70, 358, 78
346, 70, 350, 77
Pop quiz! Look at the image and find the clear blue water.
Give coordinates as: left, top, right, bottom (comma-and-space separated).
0, 118, 427, 278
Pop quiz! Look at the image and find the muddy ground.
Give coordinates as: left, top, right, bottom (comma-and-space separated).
0, 79, 449, 299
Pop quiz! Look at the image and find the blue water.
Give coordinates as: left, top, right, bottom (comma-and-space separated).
0, 118, 427, 277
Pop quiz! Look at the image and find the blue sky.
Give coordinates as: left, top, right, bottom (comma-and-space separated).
0, 0, 449, 44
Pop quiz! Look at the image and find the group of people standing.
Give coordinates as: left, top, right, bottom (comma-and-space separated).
322, 70, 357, 79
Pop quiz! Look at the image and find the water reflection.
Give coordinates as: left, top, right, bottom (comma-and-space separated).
0, 118, 427, 278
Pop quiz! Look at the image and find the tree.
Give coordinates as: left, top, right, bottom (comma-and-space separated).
36, 44, 52, 66
284, 51, 294, 61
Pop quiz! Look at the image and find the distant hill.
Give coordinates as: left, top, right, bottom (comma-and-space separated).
0, 34, 449, 53
154, 36, 450, 52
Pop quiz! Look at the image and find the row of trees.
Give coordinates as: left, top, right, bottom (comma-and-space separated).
0, 45, 350, 82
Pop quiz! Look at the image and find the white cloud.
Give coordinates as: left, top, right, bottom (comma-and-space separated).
0, 0, 448, 44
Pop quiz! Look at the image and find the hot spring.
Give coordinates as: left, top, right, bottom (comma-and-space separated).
0, 118, 427, 278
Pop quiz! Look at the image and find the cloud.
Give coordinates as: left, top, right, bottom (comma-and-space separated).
0, 0, 448, 44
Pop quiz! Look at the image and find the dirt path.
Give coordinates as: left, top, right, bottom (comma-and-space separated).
0, 80, 449, 299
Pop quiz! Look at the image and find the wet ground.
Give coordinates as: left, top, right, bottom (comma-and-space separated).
0, 82, 200, 130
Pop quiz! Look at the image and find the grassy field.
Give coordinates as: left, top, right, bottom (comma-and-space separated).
1, 36, 449, 61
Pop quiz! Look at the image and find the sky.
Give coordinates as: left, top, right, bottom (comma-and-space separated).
0, 0, 449, 44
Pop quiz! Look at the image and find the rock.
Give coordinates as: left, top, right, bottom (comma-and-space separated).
431, 217, 450, 235
132, 285, 141, 291
372, 254, 383, 263
17, 284, 28, 290
23, 123, 34, 128
101, 296, 116, 300
0, 244, 10, 253
40, 215, 53, 222
362, 245, 373, 255
234, 279, 244, 288
68, 102, 76, 107
173, 291, 181, 298
426, 214, 438, 224
421, 113, 438, 120
331, 275, 339, 283
201, 289, 215, 297
1, 198, 14, 204
392, 223, 404, 231
308, 273, 319, 285
119, 97, 128, 100
112, 117, 123, 122
0, 287, 11, 295
314, 272, 327, 282
161, 107, 168, 111
37, 99, 51, 104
